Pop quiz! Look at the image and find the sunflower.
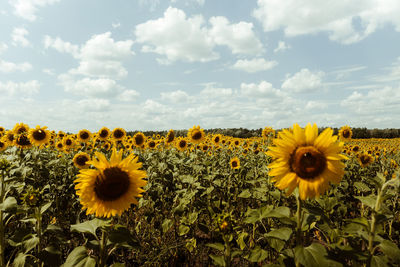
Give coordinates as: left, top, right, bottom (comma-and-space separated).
14, 133, 32, 149
57, 131, 66, 140
187, 125, 205, 144
62, 136, 75, 150
111, 128, 126, 142
28, 126, 51, 147
97, 127, 110, 141
358, 153, 374, 167
0, 140, 7, 152
176, 137, 188, 151
77, 129, 92, 143
230, 157, 240, 169
55, 141, 64, 151
267, 123, 347, 200
3, 131, 14, 146
0, 127, 5, 136
73, 152, 91, 169
133, 132, 146, 148
262, 127, 275, 139
338, 125, 352, 141
165, 129, 175, 145
74, 148, 147, 218
12, 122, 29, 135
212, 134, 222, 146
352, 145, 360, 153
146, 140, 156, 149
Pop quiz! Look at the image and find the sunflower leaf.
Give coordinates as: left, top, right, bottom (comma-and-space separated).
64, 246, 96, 267
70, 218, 111, 238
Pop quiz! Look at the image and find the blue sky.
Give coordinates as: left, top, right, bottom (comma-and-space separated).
1, 0, 400, 132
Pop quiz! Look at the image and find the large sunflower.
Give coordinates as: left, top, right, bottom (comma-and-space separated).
267, 123, 347, 200
74, 148, 147, 218
111, 128, 126, 142
73, 152, 91, 169
175, 137, 188, 151
187, 125, 205, 144
230, 157, 240, 170
28, 126, 51, 147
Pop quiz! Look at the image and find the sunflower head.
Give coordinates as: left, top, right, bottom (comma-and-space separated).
77, 129, 92, 143
133, 132, 146, 148
98, 127, 110, 141
74, 148, 147, 218
187, 126, 205, 144
28, 126, 51, 147
73, 152, 91, 169
111, 128, 126, 141
13, 123, 29, 135
176, 137, 188, 151
0, 140, 7, 152
62, 136, 75, 150
147, 140, 156, 149
212, 134, 222, 146
14, 133, 32, 149
338, 125, 352, 141
267, 123, 347, 200
262, 127, 275, 139
165, 129, 175, 144
230, 157, 240, 169
358, 152, 374, 167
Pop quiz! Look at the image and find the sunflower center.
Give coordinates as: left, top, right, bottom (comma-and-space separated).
149, 141, 156, 148
167, 132, 174, 143
80, 132, 89, 140
16, 135, 31, 147
214, 136, 220, 143
66, 139, 72, 146
76, 155, 89, 166
99, 129, 109, 138
33, 130, 46, 141
179, 140, 186, 148
359, 155, 370, 164
0, 142, 4, 148
113, 130, 124, 139
94, 167, 130, 201
342, 130, 350, 138
290, 146, 326, 179
135, 135, 144, 146
231, 161, 238, 168
192, 131, 202, 140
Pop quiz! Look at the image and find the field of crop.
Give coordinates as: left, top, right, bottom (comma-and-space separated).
0, 123, 399, 267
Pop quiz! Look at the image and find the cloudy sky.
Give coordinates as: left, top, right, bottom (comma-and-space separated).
1, 0, 400, 132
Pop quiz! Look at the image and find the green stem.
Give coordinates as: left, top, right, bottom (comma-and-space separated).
223, 235, 231, 267
98, 229, 108, 267
368, 189, 383, 254
295, 194, 303, 267
0, 170, 5, 267
36, 207, 43, 267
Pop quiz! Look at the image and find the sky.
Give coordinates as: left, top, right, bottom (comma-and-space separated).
1, 0, 400, 132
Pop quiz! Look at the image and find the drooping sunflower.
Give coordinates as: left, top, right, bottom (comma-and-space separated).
28, 126, 51, 147
133, 132, 146, 148
187, 125, 205, 144
3, 131, 14, 146
358, 153, 374, 167
338, 125, 352, 141
212, 134, 222, 146
111, 128, 126, 142
0, 140, 7, 152
74, 148, 147, 218
73, 152, 91, 169
230, 157, 240, 169
12, 122, 30, 135
0, 127, 5, 136
77, 129, 92, 143
267, 123, 347, 200
97, 127, 111, 141
165, 129, 175, 145
176, 137, 188, 151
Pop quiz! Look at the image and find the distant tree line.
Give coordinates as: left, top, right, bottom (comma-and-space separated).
130, 127, 400, 139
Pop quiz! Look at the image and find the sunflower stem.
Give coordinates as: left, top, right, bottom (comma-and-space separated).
295, 194, 303, 267
98, 228, 108, 267
0, 170, 5, 267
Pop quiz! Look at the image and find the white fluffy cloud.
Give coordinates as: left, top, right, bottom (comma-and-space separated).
0, 80, 40, 96
253, 0, 400, 44
43, 35, 79, 57
143, 99, 172, 115
0, 60, 32, 73
76, 98, 111, 112
161, 90, 190, 103
208, 16, 263, 55
10, 0, 60, 21
200, 84, 233, 99
240, 81, 285, 98
135, 7, 217, 64
117, 90, 140, 102
0, 43, 7, 54
232, 58, 277, 73
274, 41, 290, 53
281, 68, 325, 93
12, 27, 30, 47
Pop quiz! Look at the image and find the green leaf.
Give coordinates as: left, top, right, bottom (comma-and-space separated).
23, 235, 39, 253
40, 202, 52, 214
188, 211, 198, 225
244, 205, 273, 224
206, 243, 225, 251
178, 224, 190, 236
70, 218, 111, 238
64, 246, 96, 267
238, 189, 252, 198
266, 206, 290, 219
354, 181, 371, 193
294, 243, 327, 267
209, 254, 226, 266
185, 237, 196, 253
378, 240, 400, 262
265, 227, 292, 241
108, 225, 139, 248
237, 232, 248, 250
13, 253, 27, 267
162, 219, 173, 233
248, 246, 269, 263
345, 217, 370, 232
0, 196, 17, 212
370, 255, 388, 267
267, 238, 286, 252
355, 196, 377, 209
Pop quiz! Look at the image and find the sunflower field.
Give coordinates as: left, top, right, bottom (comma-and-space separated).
0, 123, 399, 267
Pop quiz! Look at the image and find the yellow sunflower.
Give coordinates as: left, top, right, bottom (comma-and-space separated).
338, 125, 352, 141
165, 129, 175, 145
12, 122, 29, 135
0, 140, 7, 152
111, 128, 126, 142
77, 129, 92, 143
62, 136, 75, 150
133, 132, 146, 148
74, 148, 147, 218
28, 126, 51, 147
230, 157, 240, 169
97, 127, 111, 141
3, 131, 14, 146
175, 137, 188, 151
358, 153, 374, 167
262, 127, 275, 139
212, 134, 222, 146
146, 139, 157, 149
73, 152, 91, 169
0, 126, 5, 136
187, 125, 205, 144
267, 123, 347, 200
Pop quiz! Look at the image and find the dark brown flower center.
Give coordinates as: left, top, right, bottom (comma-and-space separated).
359, 155, 371, 165
16, 134, 31, 147
166, 131, 175, 143
94, 167, 130, 201
99, 129, 109, 138
113, 129, 124, 139
0, 142, 4, 148
76, 155, 89, 166
135, 134, 144, 146
17, 127, 28, 134
80, 131, 89, 140
342, 130, 350, 138
148, 141, 156, 148
290, 146, 326, 179
66, 139, 72, 146
231, 161, 238, 168
214, 136, 220, 143
192, 131, 202, 140
33, 129, 46, 141
179, 140, 187, 148
352, 146, 359, 152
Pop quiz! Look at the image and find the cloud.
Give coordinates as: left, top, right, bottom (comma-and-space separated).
281, 68, 325, 93
253, 0, 400, 44
0, 80, 40, 96
161, 90, 190, 103
12, 27, 30, 47
9, 0, 60, 21
76, 98, 111, 112
273, 41, 290, 53
135, 7, 218, 64
208, 16, 263, 55
43, 35, 79, 57
232, 58, 277, 73
0, 43, 7, 54
200, 84, 233, 99
0, 60, 32, 73
142, 99, 172, 115
117, 90, 140, 102
240, 81, 285, 98
369, 56, 400, 83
